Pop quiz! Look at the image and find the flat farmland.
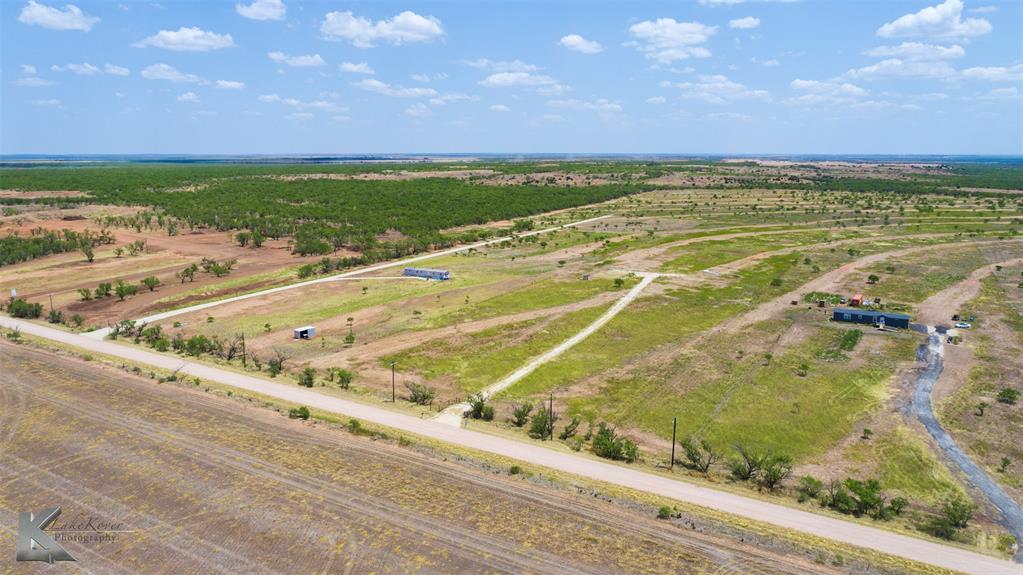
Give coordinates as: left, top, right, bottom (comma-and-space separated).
0, 343, 835, 575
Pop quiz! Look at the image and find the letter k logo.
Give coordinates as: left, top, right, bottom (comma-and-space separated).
16, 508, 76, 562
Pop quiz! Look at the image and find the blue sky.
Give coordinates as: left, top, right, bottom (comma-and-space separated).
2, 0, 1021, 155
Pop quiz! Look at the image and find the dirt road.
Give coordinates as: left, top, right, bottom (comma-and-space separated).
912, 331, 1023, 561
2, 316, 1019, 575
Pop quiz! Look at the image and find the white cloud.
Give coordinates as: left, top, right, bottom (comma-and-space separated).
704, 111, 752, 122
961, 64, 1023, 82
236, 0, 285, 21
177, 91, 200, 103
968, 5, 997, 13
428, 93, 476, 106
489, 104, 510, 112
463, 59, 539, 72
16, 77, 55, 86
865, 42, 964, 60
559, 34, 603, 54
729, 17, 760, 30
51, 62, 129, 76
664, 74, 768, 104
135, 26, 235, 51
842, 58, 957, 80
259, 94, 346, 113
354, 78, 437, 98
26, 98, 61, 107
760, 58, 779, 67
975, 87, 1019, 101
698, 0, 744, 5
52, 62, 100, 75
21, 64, 37, 75
268, 51, 325, 67
477, 72, 570, 94
877, 0, 991, 39
216, 80, 245, 90
547, 98, 622, 112
789, 79, 868, 105
405, 103, 432, 117
646, 96, 667, 104
18, 1, 98, 31
141, 63, 204, 83
104, 63, 130, 76
340, 62, 375, 74
627, 18, 717, 64
285, 112, 313, 121
321, 10, 444, 48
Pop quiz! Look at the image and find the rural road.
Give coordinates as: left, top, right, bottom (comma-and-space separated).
913, 329, 1023, 561
85, 214, 612, 339
2, 316, 1021, 575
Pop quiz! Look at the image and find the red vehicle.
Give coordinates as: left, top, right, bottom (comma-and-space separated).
850, 293, 864, 307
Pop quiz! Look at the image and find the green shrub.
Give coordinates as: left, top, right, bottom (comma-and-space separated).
288, 406, 310, 420
592, 422, 639, 462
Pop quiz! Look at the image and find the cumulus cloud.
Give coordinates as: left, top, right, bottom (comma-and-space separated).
259, 94, 347, 114
864, 42, 964, 60
698, 0, 744, 5
285, 112, 313, 121
216, 80, 245, 90
135, 26, 235, 51
354, 78, 437, 98
842, 58, 957, 80
559, 34, 603, 54
729, 17, 760, 30
489, 104, 510, 112
268, 51, 325, 67
404, 103, 432, 117
789, 79, 868, 105
877, 0, 991, 39
52, 62, 100, 75
428, 93, 477, 106
961, 64, 1023, 82
627, 18, 717, 64
463, 59, 540, 72
321, 10, 443, 48
141, 63, 204, 83
339, 62, 375, 74
663, 74, 768, 104
177, 91, 200, 103
104, 63, 130, 76
21, 64, 37, 75
236, 0, 285, 21
547, 98, 622, 112
18, 1, 98, 31
646, 96, 667, 104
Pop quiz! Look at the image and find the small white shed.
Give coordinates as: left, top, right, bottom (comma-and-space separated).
293, 325, 316, 340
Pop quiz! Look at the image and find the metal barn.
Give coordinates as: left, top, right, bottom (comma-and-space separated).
403, 267, 450, 280
832, 308, 911, 329
293, 325, 317, 339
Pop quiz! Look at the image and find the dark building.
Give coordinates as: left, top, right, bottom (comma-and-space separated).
832, 308, 911, 329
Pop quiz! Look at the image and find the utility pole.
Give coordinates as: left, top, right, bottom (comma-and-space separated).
48, 293, 54, 313
240, 333, 246, 368
548, 392, 554, 441
390, 361, 397, 403
670, 417, 677, 471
